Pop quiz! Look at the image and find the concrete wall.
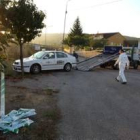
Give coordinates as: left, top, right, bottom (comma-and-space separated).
64, 47, 100, 58
76, 51, 100, 58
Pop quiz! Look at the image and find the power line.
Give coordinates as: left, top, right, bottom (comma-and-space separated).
69, 0, 123, 11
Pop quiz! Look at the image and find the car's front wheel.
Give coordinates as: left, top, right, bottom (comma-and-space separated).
64, 63, 72, 72
30, 64, 41, 74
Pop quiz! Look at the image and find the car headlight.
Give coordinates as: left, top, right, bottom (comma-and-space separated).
14, 62, 19, 65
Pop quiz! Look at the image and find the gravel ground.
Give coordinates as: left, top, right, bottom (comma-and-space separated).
4, 66, 140, 140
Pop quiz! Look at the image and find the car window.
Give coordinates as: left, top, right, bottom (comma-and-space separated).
44, 52, 55, 59
31, 51, 45, 59
56, 52, 67, 58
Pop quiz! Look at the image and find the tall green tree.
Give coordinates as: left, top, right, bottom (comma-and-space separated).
64, 17, 88, 48
0, 1, 15, 61
1, 0, 45, 75
69, 17, 83, 36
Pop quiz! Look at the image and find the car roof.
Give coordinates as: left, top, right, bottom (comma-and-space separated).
41, 50, 67, 53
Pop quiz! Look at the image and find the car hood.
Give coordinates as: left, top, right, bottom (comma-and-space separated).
15, 57, 36, 63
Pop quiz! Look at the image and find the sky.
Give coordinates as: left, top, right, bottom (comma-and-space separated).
34, 0, 140, 38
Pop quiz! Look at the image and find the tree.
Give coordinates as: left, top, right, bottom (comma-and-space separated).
69, 17, 83, 36
64, 17, 88, 48
0, 1, 15, 61
91, 38, 108, 50
1, 0, 45, 75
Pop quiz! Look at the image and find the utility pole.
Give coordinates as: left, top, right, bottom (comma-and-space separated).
62, 0, 71, 51
44, 10, 47, 46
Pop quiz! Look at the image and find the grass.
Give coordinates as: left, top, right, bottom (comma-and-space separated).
0, 84, 61, 140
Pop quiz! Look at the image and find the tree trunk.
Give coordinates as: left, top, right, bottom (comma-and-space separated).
19, 42, 24, 77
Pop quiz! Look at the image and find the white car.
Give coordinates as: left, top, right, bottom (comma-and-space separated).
13, 50, 77, 74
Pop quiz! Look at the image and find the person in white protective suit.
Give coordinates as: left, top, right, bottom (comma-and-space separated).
114, 49, 130, 84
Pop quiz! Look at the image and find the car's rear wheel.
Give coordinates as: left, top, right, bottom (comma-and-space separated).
30, 64, 41, 74
64, 63, 72, 72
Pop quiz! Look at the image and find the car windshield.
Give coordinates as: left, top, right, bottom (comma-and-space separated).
31, 51, 45, 59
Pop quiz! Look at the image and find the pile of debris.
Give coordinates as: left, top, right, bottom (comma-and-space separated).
0, 108, 36, 133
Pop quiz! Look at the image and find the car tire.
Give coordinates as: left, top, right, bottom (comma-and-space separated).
30, 64, 41, 74
64, 63, 72, 72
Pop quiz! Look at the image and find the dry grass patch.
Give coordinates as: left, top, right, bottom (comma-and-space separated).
0, 85, 61, 140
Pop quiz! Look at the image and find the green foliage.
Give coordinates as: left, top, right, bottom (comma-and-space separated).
0, 2, 15, 55
69, 17, 83, 36
91, 39, 107, 50
0, 32, 16, 52
0, 0, 45, 75
2, 0, 46, 44
84, 46, 91, 51
0, 32, 9, 51
64, 17, 89, 48
64, 35, 86, 47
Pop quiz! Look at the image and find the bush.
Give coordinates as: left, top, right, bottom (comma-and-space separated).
1, 43, 36, 77
4, 60, 15, 77
84, 46, 91, 51
23, 44, 35, 57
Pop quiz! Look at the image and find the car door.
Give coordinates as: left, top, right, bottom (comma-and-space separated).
42, 52, 57, 70
56, 52, 68, 69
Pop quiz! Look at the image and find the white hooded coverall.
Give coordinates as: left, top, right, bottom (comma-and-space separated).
115, 52, 129, 82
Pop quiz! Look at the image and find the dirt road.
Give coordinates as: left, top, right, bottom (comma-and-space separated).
56, 68, 140, 140
4, 67, 140, 140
